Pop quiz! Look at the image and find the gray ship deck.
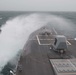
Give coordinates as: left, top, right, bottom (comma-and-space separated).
16, 27, 76, 75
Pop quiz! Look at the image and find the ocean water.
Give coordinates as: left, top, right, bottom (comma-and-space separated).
0, 11, 76, 74
0, 11, 76, 26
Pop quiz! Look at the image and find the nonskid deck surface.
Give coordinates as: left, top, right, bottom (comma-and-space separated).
16, 27, 76, 75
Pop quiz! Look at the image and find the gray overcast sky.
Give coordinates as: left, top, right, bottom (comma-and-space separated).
0, 0, 76, 11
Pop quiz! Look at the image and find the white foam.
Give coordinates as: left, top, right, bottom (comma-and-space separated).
0, 14, 49, 71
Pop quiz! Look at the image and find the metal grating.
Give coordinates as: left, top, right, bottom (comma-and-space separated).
50, 59, 76, 75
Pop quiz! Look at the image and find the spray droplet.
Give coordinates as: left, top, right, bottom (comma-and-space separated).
74, 38, 76, 40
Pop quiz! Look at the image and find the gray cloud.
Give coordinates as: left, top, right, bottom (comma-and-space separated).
0, 0, 76, 11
